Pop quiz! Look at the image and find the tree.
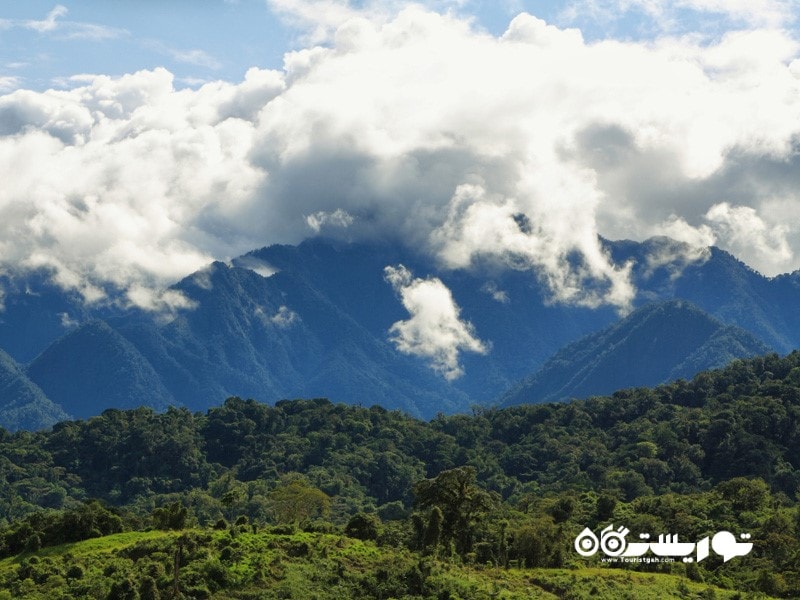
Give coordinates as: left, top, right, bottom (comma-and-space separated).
510, 518, 563, 568
266, 476, 331, 524
139, 576, 160, 600
345, 513, 381, 541
422, 507, 442, 554
152, 502, 188, 531
715, 477, 769, 512
413, 466, 497, 555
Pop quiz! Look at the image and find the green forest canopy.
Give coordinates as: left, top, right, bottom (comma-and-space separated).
1, 351, 799, 597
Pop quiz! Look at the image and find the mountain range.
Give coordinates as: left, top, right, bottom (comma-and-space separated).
0, 236, 798, 430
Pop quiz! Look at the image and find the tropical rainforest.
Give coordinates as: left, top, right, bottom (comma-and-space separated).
1, 351, 800, 598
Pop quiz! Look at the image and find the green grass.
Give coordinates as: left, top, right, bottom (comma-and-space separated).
0, 529, 178, 565
0, 530, 776, 600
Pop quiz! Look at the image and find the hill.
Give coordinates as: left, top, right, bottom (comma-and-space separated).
0, 528, 761, 600
500, 300, 771, 406
611, 237, 800, 352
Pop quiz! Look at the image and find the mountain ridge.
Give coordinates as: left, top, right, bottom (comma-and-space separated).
0, 347, 69, 431
0, 236, 797, 428
499, 299, 772, 407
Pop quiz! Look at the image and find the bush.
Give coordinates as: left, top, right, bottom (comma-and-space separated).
345, 513, 381, 541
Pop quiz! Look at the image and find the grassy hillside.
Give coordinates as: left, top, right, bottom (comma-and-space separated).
0, 528, 764, 599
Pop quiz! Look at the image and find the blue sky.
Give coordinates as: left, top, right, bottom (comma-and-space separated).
4, 1, 796, 91
1, 1, 800, 312
0, 1, 293, 89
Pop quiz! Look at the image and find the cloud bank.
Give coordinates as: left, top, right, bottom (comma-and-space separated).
1, 4, 800, 314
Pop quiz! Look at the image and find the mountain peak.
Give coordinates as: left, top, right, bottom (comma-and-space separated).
500, 300, 771, 407
26, 320, 175, 420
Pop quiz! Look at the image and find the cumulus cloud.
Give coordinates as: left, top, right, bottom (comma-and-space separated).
2, 3, 800, 318
384, 265, 487, 380
705, 203, 793, 273
0, 67, 274, 307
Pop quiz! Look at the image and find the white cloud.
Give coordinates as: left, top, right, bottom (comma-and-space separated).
146, 42, 223, 70
58, 311, 78, 327
267, 0, 432, 44
126, 286, 198, 319
18, 4, 125, 40
271, 305, 300, 328
305, 208, 354, 233
255, 304, 300, 328
704, 203, 793, 274
432, 183, 635, 309
656, 215, 716, 250
384, 265, 487, 380
234, 256, 279, 278
1, 4, 800, 315
0, 77, 20, 93
481, 281, 509, 304
61, 21, 126, 41
26, 4, 68, 33
0, 68, 273, 308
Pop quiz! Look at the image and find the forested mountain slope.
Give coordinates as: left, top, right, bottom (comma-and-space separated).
501, 300, 771, 406
1, 352, 799, 598
2, 351, 799, 517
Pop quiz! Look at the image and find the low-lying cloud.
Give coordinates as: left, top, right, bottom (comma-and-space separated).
384, 264, 487, 380
1, 5, 800, 316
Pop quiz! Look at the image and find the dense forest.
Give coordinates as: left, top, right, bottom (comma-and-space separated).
1, 352, 800, 598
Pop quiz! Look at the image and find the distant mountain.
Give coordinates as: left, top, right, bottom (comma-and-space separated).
109, 259, 472, 418
240, 240, 618, 403
0, 271, 94, 363
0, 348, 69, 431
500, 300, 772, 407
1, 236, 799, 427
610, 237, 800, 352
26, 320, 174, 420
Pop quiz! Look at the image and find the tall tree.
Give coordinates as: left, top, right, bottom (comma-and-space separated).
413, 466, 497, 555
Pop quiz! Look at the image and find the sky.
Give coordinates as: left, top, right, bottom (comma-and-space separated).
1, 0, 800, 321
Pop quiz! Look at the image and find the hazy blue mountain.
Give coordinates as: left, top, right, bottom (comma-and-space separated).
0, 348, 69, 431
26, 320, 175, 420
609, 237, 800, 352
246, 239, 618, 402
112, 259, 471, 418
500, 300, 772, 407
1, 236, 799, 427
0, 271, 94, 363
